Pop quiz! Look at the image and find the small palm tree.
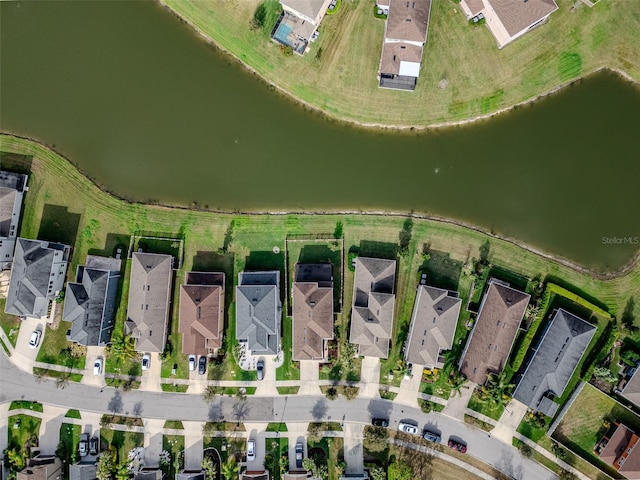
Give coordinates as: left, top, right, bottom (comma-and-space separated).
220, 456, 238, 480
484, 371, 514, 407
107, 335, 139, 368
448, 371, 466, 397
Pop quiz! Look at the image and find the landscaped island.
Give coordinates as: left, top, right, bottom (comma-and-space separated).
159, 0, 640, 128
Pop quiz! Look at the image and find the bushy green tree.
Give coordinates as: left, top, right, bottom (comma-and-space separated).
96, 451, 115, 480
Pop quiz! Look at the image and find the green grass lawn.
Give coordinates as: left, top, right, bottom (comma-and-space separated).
467, 389, 505, 421
9, 401, 43, 413
65, 409, 81, 419
59, 423, 81, 477
163, 434, 185, 478
100, 428, 144, 465
7, 414, 41, 454
161, 0, 640, 128
264, 437, 288, 480
276, 316, 300, 381
160, 279, 189, 380
276, 386, 299, 395
33, 367, 83, 383
164, 420, 184, 430
265, 423, 288, 433
0, 299, 21, 347
161, 383, 189, 393
307, 436, 344, 480
35, 320, 86, 369
552, 383, 640, 478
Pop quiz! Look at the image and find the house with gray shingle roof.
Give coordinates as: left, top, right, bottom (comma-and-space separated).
236, 271, 282, 356
513, 308, 596, 417
459, 0, 558, 49
349, 257, 396, 358
0, 171, 28, 270
63, 255, 121, 346
459, 279, 530, 384
622, 368, 640, 409
405, 285, 461, 369
125, 252, 173, 353
4, 238, 71, 320
378, 0, 432, 91
292, 264, 334, 361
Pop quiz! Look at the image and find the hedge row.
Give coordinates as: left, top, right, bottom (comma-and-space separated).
547, 283, 613, 319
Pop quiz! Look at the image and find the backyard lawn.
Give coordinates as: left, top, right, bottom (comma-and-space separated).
100, 428, 144, 465
552, 383, 640, 478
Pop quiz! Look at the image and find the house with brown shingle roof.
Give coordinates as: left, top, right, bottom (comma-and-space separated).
459, 279, 530, 384
125, 252, 173, 353
292, 264, 334, 361
460, 0, 558, 49
0, 170, 28, 270
179, 272, 225, 356
597, 422, 640, 479
378, 0, 432, 91
349, 257, 396, 358
405, 285, 461, 369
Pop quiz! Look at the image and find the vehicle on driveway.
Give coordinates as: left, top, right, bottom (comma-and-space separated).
79, 433, 89, 457
295, 442, 304, 468
93, 358, 103, 375
142, 353, 151, 371
198, 356, 207, 375
423, 429, 441, 443
371, 418, 389, 427
448, 439, 467, 453
256, 359, 264, 380
247, 439, 255, 461
188, 355, 196, 371
89, 436, 99, 455
28, 330, 41, 349
398, 422, 418, 435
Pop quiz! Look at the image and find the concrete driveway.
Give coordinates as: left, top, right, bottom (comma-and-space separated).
13, 316, 45, 373
183, 421, 205, 470
255, 357, 277, 397
243, 423, 267, 471
343, 423, 365, 474
140, 353, 162, 392
394, 364, 423, 408
491, 399, 528, 443
298, 361, 321, 395
81, 346, 106, 387
187, 366, 207, 395
442, 382, 474, 421
143, 418, 165, 468
0, 403, 8, 454
285, 422, 309, 469
39, 405, 67, 454
359, 357, 380, 398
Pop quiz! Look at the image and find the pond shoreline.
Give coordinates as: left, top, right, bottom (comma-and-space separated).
1, 132, 638, 280
157, 0, 639, 133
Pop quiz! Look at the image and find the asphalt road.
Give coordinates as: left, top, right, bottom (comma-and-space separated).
0, 353, 555, 480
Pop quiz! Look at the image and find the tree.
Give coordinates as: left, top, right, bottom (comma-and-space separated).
55, 375, 69, 389
558, 470, 578, 480
202, 386, 218, 403
551, 442, 566, 460
363, 426, 389, 453
106, 335, 139, 368
96, 451, 115, 480
481, 371, 514, 407
388, 460, 412, 480
115, 463, 129, 480
333, 221, 343, 239
448, 370, 466, 397
5, 447, 27, 471
220, 456, 239, 480
518, 442, 532, 458
202, 456, 217, 480
325, 387, 338, 400
369, 466, 386, 480
302, 458, 316, 472
100, 415, 112, 428
263, 453, 275, 472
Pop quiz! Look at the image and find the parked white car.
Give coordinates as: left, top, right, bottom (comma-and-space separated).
142, 353, 151, 370
398, 422, 419, 435
93, 358, 103, 375
247, 439, 255, 461
188, 355, 196, 371
28, 330, 41, 349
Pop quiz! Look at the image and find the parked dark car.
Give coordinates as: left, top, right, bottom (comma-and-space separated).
198, 356, 207, 375
448, 439, 467, 453
423, 430, 441, 444
256, 359, 264, 381
89, 437, 99, 455
295, 442, 304, 468
371, 418, 389, 427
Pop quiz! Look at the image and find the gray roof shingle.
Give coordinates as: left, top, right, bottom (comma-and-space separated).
349, 257, 396, 358
405, 285, 461, 368
125, 253, 173, 353
513, 308, 596, 416
236, 271, 282, 355
63, 257, 121, 346
5, 238, 70, 318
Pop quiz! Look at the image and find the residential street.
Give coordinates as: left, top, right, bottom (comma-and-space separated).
0, 352, 555, 480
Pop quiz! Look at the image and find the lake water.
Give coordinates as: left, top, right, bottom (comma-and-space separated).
1, 1, 639, 271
